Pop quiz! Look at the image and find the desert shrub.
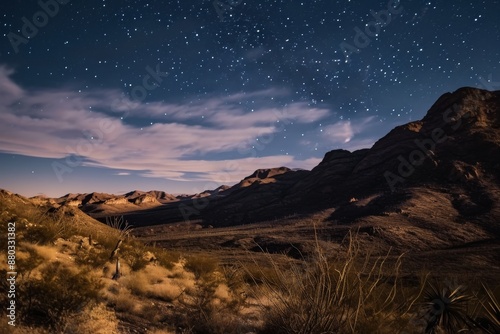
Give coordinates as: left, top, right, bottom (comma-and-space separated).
109, 289, 142, 314
185, 254, 219, 279
122, 244, 150, 272
93, 229, 122, 251
75, 246, 111, 268
420, 282, 474, 333
413, 281, 500, 334
169, 256, 249, 334
176, 277, 244, 334
105, 216, 132, 235
154, 248, 181, 270
15, 262, 102, 331
14, 246, 44, 278
122, 265, 185, 303
183, 264, 221, 327
10, 207, 78, 245
221, 265, 248, 302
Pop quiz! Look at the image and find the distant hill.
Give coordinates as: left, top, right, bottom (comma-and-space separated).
48, 190, 180, 211
0, 189, 116, 236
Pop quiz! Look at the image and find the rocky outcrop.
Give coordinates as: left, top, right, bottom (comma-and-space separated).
132, 194, 160, 205
104, 197, 130, 205
147, 191, 178, 202
243, 167, 291, 180
66, 200, 82, 207
125, 190, 177, 202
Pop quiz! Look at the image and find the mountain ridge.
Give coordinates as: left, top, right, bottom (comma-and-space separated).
4, 87, 500, 238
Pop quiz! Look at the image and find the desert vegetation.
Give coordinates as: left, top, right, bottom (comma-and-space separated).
0, 195, 499, 334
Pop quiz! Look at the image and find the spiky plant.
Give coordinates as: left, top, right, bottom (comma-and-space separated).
422, 283, 472, 333
105, 215, 133, 238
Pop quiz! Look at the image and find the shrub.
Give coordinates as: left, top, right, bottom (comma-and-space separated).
122, 244, 150, 272
177, 278, 243, 334
154, 248, 181, 270
15, 262, 102, 331
16, 207, 78, 245
75, 246, 111, 268
185, 254, 219, 279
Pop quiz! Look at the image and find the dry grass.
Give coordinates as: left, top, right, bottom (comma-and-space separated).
477, 284, 500, 333
64, 303, 119, 334
21, 243, 59, 261
247, 231, 418, 334
184, 254, 220, 279
154, 247, 181, 270
122, 264, 187, 301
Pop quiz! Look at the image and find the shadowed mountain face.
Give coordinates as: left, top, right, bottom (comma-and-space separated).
201, 87, 500, 230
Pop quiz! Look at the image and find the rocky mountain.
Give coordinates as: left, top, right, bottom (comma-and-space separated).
200, 87, 500, 232
15, 87, 500, 244
178, 185, 232, 200
48, 190, 181, 216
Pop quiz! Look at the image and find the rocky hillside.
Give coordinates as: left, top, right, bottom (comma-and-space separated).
25, 87, 500, 242
201, 87, 500, 231
46, 190, 180, 216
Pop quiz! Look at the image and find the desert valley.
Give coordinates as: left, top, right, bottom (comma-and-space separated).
1, 87, 500, 333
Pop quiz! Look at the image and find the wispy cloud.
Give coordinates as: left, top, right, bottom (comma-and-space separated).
322, 117, 377, 145
111, 88, 329, 128
0, 66, 328, 183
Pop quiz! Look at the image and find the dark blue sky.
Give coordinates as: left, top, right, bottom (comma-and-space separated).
0, 0, 499, 197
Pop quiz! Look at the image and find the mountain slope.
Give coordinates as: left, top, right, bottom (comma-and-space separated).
202, 87, 500, 233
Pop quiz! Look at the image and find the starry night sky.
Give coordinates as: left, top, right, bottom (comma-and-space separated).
0, 0, 499, 197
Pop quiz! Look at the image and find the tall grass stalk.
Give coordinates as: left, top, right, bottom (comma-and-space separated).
248, 230, 416, 334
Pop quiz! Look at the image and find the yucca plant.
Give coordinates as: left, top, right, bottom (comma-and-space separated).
422, 283, 473, 333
